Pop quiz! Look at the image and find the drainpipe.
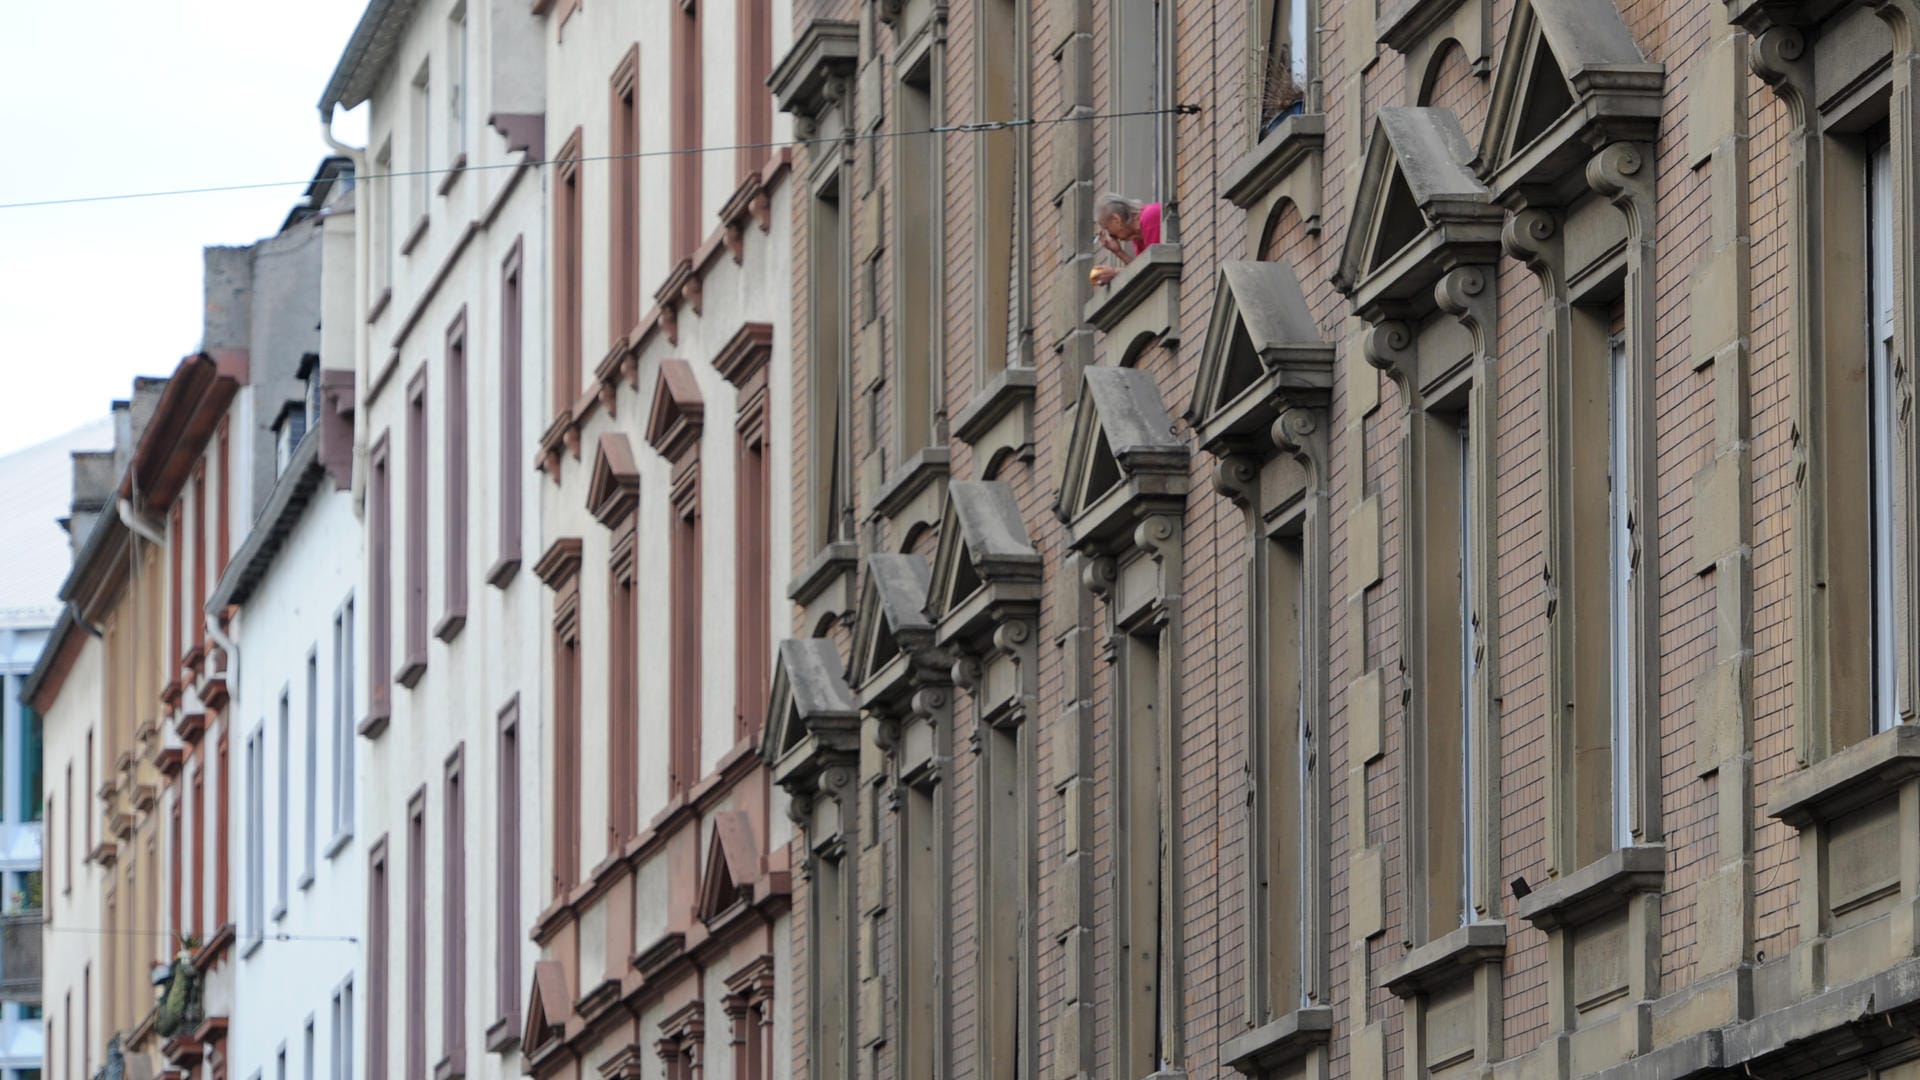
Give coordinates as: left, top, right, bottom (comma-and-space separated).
117, 498, 164, 546
68, 602, 104, 640
205, 612, 239, 698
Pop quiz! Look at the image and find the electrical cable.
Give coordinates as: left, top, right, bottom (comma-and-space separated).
0, 104, 1203, 213
43, 925, 358, 944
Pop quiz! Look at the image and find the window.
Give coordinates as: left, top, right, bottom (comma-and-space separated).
734, 0, 772, 178
83, 732, 92, 856
305, 650, 318, 883
671, 0, 703, 260
1259, 0, 1310, 133
368, 834, 389, 1080
807, 174, 850, 551
547, 553, 582, 897
553, 133, 584, 418
610, 49, 641, 337
170, 504, 184, 676
410, 63, 432, 223
277, 1043, 287, 1080
400, 370, 429, 686
217, 732, 230, 928
217, 420, 232, 574
441, 750, 466, 1076
898, 782, 937, 1080
373, 141, 394, 301
1607, 338, 1632, 843
893, 58, 939, 463
447, 5, 468, 165
192, 760, 205, 935
369, 437, 393, 729
277, 690, 290, 918
1458, 419, 1479, 909
406, 791, 427, 1080
809, 848, 850, 1080
669, 478, 702, 795
193, 468, 207, 655
494, 243, 524, 583
494, 699, 521, 1040
332, 978, 356, 1080
730, 361, 772, 741
333, 598, 357, 841
609, 530, 638, 841
21, 702, 40, 822
275, 404, 308, 477
1117, 627, 1169, 1073
973, 0, 1022, 380
1869, 136, 1898, 735
305, 1019, 316, 1080
1109, 0, 1171, 198
441, 313, 469, 639
245, 728, 264, 947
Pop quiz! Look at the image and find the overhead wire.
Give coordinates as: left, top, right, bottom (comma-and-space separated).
0, 104, 1203, 213
44, 924, 358, 944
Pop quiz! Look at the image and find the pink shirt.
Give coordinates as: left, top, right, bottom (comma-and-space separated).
1132, 202, 1163, 256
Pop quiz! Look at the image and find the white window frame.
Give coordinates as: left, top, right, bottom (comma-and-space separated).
330, 597, 355, 852
276, 688, 290, 920
374, 141, 394, 298
1609, 335, 1633, 846
410, 62, 432, 219
447, 3, 468, 163
1458, 416, 1476, 924
245, 727, 264, 950
1870, 137, 1899, 735
303, 649, 318, 887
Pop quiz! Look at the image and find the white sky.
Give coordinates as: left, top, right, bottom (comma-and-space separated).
0, 1, 371, 457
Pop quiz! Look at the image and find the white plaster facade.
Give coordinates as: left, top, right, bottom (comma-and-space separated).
321, 2, 547, 1076
221, 200, 365, 1080
36, 638, 99, 1080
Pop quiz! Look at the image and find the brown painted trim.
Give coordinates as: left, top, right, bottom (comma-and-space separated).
610, 44, 642, 340
365, 433, 393, 737
438, 308, 470, 642
398, 368, 429, 689
712, 321, 775, 386
492, 696, 522, 1052
553, 127, 586, 427
123, 350, 247, 509
366, 288, 394, 325
492, 238, 526, 588
487, 113, 545, 158
441, 745, 467, 1078
671, 0, 704, 262
405, 788, 428, 1080
435, 153, 468, 197
645, 359, 706, 459
399, 214, 430, 256
367, 835, 390, 1080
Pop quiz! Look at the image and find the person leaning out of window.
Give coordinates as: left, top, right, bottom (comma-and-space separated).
1091, 193, 1162, 286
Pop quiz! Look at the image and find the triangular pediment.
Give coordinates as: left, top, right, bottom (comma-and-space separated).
698, 811, 758, 922
1477, 0, 1663, 199
1191, 261, 1334, 453
523, 960, 573, 1056
848, 554, 935, 690
587, 433, 641, 526
762, 638, 860, 788
1057, 367, 1189, 532
645, 359, 706, 460
927, 481, 1041, 623
1335, 108, 1502, 316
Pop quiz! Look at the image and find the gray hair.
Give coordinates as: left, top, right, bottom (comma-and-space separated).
1096, 193, 1141, 225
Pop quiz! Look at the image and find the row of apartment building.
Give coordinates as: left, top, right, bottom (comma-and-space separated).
25, 0, 1920, 1076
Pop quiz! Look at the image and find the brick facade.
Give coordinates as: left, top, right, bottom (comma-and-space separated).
775, 0, 1920, 1076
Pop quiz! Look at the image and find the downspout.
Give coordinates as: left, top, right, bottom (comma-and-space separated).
68, 602, 104, 640
118, 498, 164, 546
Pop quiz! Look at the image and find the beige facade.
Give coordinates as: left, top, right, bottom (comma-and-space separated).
770, 0, 1920, 1076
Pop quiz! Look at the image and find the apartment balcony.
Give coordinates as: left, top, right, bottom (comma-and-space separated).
0, 908, 43, 1002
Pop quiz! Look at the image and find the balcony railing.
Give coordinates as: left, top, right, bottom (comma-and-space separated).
0, 909, 43, 1001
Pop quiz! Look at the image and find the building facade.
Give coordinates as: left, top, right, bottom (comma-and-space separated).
210, 162, 363, 1080
768, 0, 1920, 1078
516, 0, 797, 1075
317, 4, 547, 1079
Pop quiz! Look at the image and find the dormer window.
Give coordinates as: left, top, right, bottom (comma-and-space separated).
298, 353, 322, 427
272, 400, 307, 478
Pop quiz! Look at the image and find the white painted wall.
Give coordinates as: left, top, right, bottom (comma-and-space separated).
351, 4, 547, 1078
224, 483, 361, 1080
39, 637, 101, 1080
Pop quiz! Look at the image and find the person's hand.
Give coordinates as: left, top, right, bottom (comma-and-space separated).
1091, 265, 1120, 287
1095, 230, 1126, 259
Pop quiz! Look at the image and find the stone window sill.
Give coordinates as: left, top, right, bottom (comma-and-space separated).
1383, 920, 1506, 997
1085, 243, 1184, 333
788, 540, 858, 605
400, 214, 430, 256
1220, 1005, 1333, 1075
484, 1015, 520, 1054
1517, 844, 1665, 931
1769, 723, 1920, 829
874, 446, 950, 520
1221, 112, 1326, 214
